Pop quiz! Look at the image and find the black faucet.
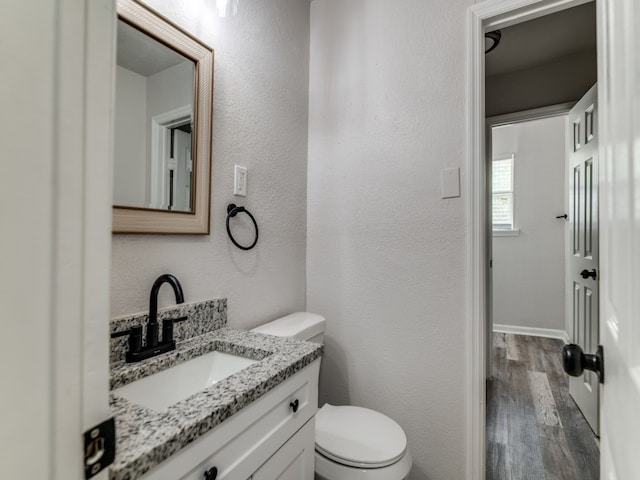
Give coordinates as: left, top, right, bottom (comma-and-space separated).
147, 274, 184, 347
125, 274, 185, 363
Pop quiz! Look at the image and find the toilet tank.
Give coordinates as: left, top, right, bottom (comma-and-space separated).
251, 312, 326, 344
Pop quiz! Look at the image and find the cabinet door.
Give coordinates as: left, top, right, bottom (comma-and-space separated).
251, 418, 315, 480
146, 360, 320, 480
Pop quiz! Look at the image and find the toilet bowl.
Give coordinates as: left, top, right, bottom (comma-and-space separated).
251, 312, 412, 480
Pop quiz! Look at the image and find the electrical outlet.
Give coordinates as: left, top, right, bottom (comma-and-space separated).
234, 165, 247, 196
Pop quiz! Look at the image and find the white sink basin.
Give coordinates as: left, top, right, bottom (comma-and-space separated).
112, 351, 258, 411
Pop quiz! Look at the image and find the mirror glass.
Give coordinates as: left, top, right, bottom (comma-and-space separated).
114, 19, 195, 212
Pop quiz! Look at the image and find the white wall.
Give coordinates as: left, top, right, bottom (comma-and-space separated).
491, 116, 567, 332
111, 0, 310, 328
114, 66, 148, 207
307, 1, 471, 478
147, 61, 193, 119
486, 50, 597, 117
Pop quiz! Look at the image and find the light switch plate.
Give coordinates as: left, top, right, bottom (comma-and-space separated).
234, 165, 247, 196
441, 167, 460, 199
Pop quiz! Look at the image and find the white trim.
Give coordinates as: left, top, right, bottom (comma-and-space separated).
493, 324, 570, 342
466, 6, 487, 478
492, 229, 520, 236
55, 0, 113, 478
83, 3, 115, 472
466, 1, 595, 478
487, 102, 574, 127
150, 105, 192, 209
481, 0, 592, 30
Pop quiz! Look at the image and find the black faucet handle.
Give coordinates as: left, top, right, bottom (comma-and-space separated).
162, 319, 174, 344
129, 325, 142, 353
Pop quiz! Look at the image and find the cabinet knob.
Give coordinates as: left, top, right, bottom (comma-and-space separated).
289, 399, 299, 413
204, 466, 217, 480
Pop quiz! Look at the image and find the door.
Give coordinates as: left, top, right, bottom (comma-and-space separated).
567, 84, 599, 434
597, 0, 640, 477
3, 0, 114, 479
171, 127, 192, 212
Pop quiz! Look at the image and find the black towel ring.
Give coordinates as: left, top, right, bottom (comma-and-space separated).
226, 204, 259, 250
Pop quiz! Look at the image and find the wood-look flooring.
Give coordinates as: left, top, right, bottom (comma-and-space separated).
486, 333, 600, 480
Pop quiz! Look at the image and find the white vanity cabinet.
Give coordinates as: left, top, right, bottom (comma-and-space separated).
250, 417, 315, 479
140, 359, 320, 480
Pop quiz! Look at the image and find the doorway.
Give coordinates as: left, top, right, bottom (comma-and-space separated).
466, 0, 603, 478
486, 112, 600, 478
485, 4, 600, 478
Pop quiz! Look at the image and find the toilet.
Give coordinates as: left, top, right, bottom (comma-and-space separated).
252, 312, 413, 480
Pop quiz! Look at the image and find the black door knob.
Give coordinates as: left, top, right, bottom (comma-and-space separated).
562, 344, 605, 384
204, 466, 217, 480
580, 268, 597, 279
290, 399, 299, 413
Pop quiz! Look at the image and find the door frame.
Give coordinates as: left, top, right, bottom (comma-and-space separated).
150, 105, 192, 209
58, 0, 115, 478
465, 0, 604, 477
3, 0, 114, 478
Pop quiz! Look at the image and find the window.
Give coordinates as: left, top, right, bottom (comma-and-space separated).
492, 154, 515, 231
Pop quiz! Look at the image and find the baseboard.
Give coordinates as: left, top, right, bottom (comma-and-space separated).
493, 324, 570, 343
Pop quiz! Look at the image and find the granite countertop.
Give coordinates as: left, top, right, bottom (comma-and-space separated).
109, 327, 323, 480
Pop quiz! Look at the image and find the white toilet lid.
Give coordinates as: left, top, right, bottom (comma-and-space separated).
315, 404, 407, 469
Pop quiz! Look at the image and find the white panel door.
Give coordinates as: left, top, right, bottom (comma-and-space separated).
172, 128, 192, 212
567, 84, 600, 435
597, 0, 640, 478
2, 1, 114, 479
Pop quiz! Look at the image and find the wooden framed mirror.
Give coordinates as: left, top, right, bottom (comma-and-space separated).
113, 0, 213, 234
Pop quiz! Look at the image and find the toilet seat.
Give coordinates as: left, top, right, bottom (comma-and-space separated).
315, 404, 407, 469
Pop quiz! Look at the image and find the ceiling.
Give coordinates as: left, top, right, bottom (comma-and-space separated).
485, 2, 596, 77
117, 20, 190, 77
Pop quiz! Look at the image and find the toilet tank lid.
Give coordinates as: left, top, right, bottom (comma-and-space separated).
251, 312, 326, 341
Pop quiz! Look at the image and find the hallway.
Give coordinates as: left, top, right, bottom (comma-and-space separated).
486, 333, 599, 479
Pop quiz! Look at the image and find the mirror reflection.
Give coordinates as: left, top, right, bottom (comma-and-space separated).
114, 19, 195, 212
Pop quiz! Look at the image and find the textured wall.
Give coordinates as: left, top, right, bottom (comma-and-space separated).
307, 1, 471, 478
492, 117, 567, 332
111, 0, 310, 330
